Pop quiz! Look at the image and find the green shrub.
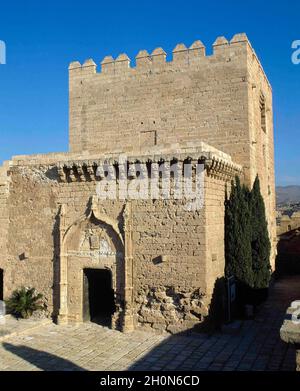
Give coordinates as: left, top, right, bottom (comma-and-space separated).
6, 287, 44, 319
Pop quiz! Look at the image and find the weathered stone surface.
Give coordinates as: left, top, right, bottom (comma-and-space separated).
280, 299, 300, 370
0, 33, 276, 334
280, 320, 300, 344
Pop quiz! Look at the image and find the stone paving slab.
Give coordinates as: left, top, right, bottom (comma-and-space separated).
0, 276, 299, 371
0, 323, 166, 371
0, 315, 51, 342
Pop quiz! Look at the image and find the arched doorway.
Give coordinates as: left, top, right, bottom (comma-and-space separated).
59, 211, 125, 328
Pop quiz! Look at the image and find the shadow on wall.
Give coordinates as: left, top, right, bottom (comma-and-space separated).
51, 209, 61, 322
2, 342, 86, 371
275, 229, 300, 277
198, 277, 226, 333
182, 278, 228, 335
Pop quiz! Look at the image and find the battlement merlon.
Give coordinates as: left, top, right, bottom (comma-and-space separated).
68, 33, 271, 90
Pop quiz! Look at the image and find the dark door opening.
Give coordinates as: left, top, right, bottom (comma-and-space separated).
0, 269, 3, 301
83, 268, 115, 327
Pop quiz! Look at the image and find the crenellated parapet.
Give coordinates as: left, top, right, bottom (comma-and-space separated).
69, 33, 254, 77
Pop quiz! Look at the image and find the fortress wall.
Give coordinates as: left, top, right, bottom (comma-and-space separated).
132, 199, 207, 333
0, 32, 276, 330
204, 175, 228, 298
2, 162, 219, 332
247, 46, 277, 266
3, 166, 59, 312
68, 34, 276, 265
69, 34, 254, 174
277, 214, 300, 236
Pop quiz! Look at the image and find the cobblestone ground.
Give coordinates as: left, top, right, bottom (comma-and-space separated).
0, 276, 299, 371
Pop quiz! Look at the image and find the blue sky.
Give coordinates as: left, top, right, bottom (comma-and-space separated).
0, 1, 299, 186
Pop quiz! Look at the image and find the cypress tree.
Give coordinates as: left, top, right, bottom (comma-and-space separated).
249, 175, 271, 289
225, 176, 253, 287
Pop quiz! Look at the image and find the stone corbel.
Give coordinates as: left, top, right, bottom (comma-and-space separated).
203, 156, 242, 181
86, 164, 95, 180
69, 167, 76, 182
76, 164, 84, 180
57, 166, 67, 182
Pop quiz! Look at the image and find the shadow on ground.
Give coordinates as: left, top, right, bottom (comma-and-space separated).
1, 276, 299, 372
127, 276, 300, 371
2, 342, 86, 371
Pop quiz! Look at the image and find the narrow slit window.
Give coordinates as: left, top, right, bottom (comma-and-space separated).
260, 93, 266, 132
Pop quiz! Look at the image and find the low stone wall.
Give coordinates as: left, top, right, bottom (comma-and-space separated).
280, 300, 300, 371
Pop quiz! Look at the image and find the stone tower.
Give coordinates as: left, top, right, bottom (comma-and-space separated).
0, 33, 276, 332
68, 32, 276, 261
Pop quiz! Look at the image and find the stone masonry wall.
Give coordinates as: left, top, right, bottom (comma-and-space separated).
69, 35, 251, 173
277, 213, 300, 236
132, 199, 208, 333
204, 175, 228, 298
4, 166, 59, 315
247, 45, 276, 267
0, 32, 276, 332
68, 33, 276, 266
2, 164, 125, 317
0, 151, 237, 333
1, 158, 234, 333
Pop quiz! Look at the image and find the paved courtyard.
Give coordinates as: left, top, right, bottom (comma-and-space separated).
0, 276, 299, 371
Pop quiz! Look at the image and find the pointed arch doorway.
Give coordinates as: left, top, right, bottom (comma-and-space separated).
58, 211, 125, 329
57, 200, 135, 332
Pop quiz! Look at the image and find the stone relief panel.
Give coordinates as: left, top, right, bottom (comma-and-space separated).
66, 218, 123, 265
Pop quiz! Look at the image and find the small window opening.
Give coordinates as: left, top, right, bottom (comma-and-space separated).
260, 93, 266, 132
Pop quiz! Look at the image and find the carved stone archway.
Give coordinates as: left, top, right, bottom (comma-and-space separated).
57, 197, 134, 331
